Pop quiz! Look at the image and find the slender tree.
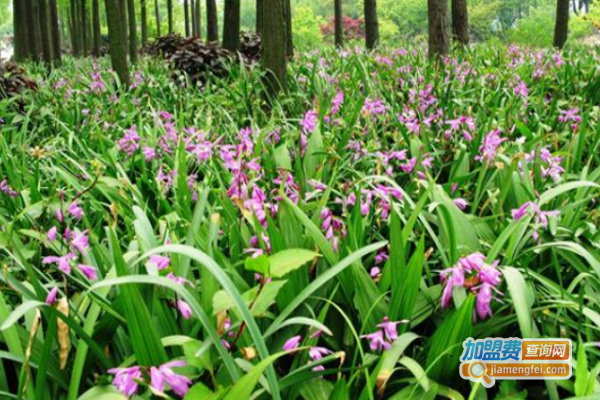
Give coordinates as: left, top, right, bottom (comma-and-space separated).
184, 0, 190, 36
70, 0, 80, 56
154, 0, 162, 37
554, 0, 569, 49
428, 0, 449, 58
223, 0, 240, 51
105, 0, 131, 86
127, 0, 138, 63
256, 0, 263, 36
167, 0, 173, 34
141, 0, 148, 47
92, 0, 101, 56
191, 0, 197, 36
283, 0, 293, 58
38, 0, 54, 64
334, 0, 343, 48
80, 0, 88, 55
49, 0, 62, 63
26, 0, 43, 61
13, 0, 29, 61
364, 0, 379, 50
262, 0, 286, 94
195, 0, 202, 36
206, 0, 218, 42
451, 0, 469, 46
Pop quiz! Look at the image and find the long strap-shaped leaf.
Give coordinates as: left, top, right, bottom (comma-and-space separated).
141, 245, 281, 399
89, 275, 241, 382
264, 241, 387, 337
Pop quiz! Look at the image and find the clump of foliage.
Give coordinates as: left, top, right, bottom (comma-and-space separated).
239, 31, 262, 63
0, 60, 37, 100
147, 33, 188, 59
320, 16, 366, 41
170, 38, 232, 82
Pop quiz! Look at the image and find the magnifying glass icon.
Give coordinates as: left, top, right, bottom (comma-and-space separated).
469, 361, 493, 385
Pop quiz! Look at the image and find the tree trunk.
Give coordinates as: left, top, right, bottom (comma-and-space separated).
105, 0, 131, 86
262, 0, 286, 94
154, 0, 162, 37
283, 0, 293, 58
196, 0, 202, 37
191, 0, 197, 36
13, 0, 29, 61
554, 0, 569, 49
167, 0, 173, 34
80, 0, 88, 55
206, 0, 218, 42
223, 0, 240, 51
93, 0, 101, 56
49, 0, 62, 63
184, 0, 190, 36
38, 0, 54, 65
127, 0, 138, 63
70, 0, 80, 55
141, 0, 148, 46
364, 0, 379, 50
334, 0, 343, 48
428, 0, 449, 58
451, 0, 469, 46
26, 0, 43, 61
256, 0, 263, 36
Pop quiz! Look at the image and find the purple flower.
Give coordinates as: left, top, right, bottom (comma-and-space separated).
0, 179, 18, 197
146, 255, 170, 270
78, 264, 98, 280
155, 361, 191, 398
68, 201, 84, 220
71, 231, 89, 254
300, 110, 318, 134
362, 97, 386, 116
47, 226, 58, 242
476, 283, 493, 320
177, 300, 192, 320
108, 366, 143, 397
42, 253, 77, 274
370, 267, 381, 278
475, 129, 505, 165
118, 126, 141, 156
150, 367, 164, 392
440, 253, 503, 321
361, 330, 391, 352
46, 287, 59, 305
56, 208, 64, 223
511, 201, 559, 240
283, 335, 302, 351
376, 317, 401, 341
453, 198, 468, 210
143, 146, 157, 161
309, 346, 333, 371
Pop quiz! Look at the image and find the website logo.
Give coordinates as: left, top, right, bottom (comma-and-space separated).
459, 337, 572, 388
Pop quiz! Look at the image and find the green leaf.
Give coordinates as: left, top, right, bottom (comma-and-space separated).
268, 249, 320, 278
426, 295, 474, 381
298, 378, 333, 400
0, 300, 45, 331
245, 254, 270, 276
503, 267, 534, 338
77, 386, 127, 400
184, 382, 218, 400
265, 241, 387, 337
223, 351, 289, 400
107, 228, 168, 366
